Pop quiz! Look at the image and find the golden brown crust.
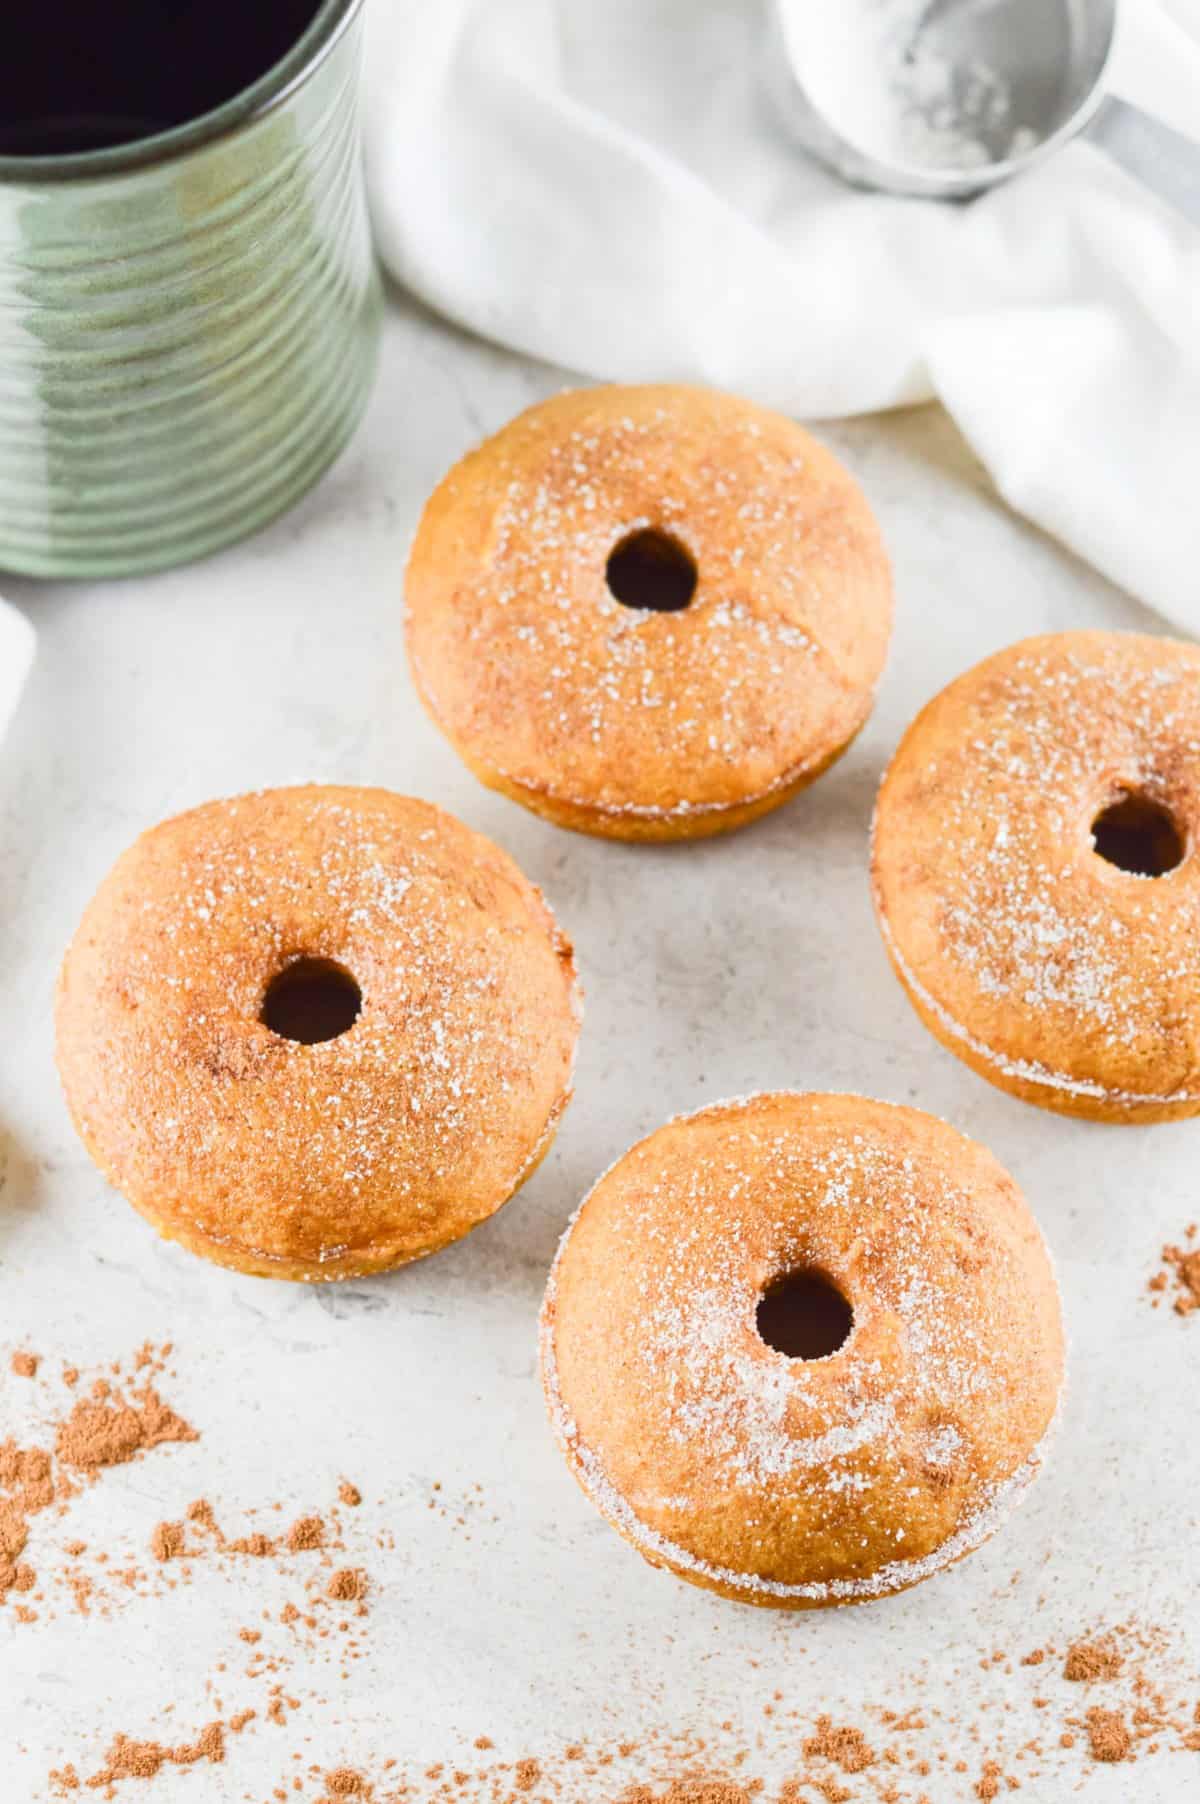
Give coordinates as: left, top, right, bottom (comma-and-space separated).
56, 786, 581, 1280
405, 384, 892, 841
541, 1093, 1063, 1609
872, 632, 1200, 1122
447, 723, 863, 844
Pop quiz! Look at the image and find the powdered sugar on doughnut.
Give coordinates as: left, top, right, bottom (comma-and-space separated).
406, 386, 892, 830
872, 633, 1200, 1114
874, 898, 1199, 1107
57, 786, 582, 1279
540, 1093, 1063, 1605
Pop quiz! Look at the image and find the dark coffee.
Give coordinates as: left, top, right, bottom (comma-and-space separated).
0, 0, 324, 157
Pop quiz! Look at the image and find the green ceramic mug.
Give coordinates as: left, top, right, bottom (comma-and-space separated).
0, 0, 381, 577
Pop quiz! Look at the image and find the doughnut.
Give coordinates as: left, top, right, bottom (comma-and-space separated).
872, 631, 1200, 1122
56, 786, 581, 1280
405, 384, 892, 841
541, 1093, 1062, 1609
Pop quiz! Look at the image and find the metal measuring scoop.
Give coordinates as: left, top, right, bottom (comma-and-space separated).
767, 0, 1200, 226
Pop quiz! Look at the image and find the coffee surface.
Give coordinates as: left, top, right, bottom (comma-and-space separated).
0, 0, 324, 156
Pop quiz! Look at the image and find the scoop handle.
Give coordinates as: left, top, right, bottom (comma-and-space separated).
1084, 95, 1200, 229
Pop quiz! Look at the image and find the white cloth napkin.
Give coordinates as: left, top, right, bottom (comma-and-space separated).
365, 0, 1200, 634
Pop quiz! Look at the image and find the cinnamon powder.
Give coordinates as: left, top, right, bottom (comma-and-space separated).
228, 1533, 275, 1557
1165, 1246, 1200, 1315
327, 1567, 368, 1603
25, 1343, 382, 1797
621, 1784, 756, 1804
1085, 1708, 1132, 1763
56, 1387, 196, 1472
86, 1721, 225, 1788
1, 1444, 62, 1600
2, 1350, 191, 1610
803, 1717, 875, 1774
1064, 1638, 1123, 1682
266, 1619, 1198, 1804
11, 1350, 39, 1378
26, 1348, 1190, 1803
286, 1514, 326, 1552
1150, 1226, 1200, 1314
150, 1522, 184, 1563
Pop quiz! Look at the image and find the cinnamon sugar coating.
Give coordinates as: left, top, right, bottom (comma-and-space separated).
541, 1094, 1062, 1608
56, 786, 580, 1279
873, 632, 1200, 1121
405, 385, 892, 841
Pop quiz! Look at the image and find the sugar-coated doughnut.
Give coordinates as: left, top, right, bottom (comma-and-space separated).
873, 631, 1200, 1121
405, 384, 892, 840
56, 786, 581, 1279
541, 1093, 1062, 1608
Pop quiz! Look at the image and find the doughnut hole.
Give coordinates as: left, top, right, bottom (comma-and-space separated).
1090, 791, 1185, 877
260, 957, 362, 1045
756, 1269, 854, 1361
605, 528, 697, 612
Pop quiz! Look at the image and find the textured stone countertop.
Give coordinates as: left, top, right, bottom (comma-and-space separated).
2, 292, 1196, 1802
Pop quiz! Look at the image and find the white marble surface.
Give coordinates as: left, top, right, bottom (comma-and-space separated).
2, 292, 1197, 1801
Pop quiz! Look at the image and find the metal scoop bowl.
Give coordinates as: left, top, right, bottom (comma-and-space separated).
768, 0, 1200, 226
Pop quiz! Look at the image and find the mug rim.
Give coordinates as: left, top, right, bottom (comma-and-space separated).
0, 0, 363, 184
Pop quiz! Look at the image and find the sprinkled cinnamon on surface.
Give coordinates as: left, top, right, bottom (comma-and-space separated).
621, 1783, 756, 1804
1151, 1226, 1200, 1315
1064, 1638, 1123, 1682
287, 1515, 326, 1552
1085, 1708, 1132, 1763
974, 1761, 1003, 1800
325, 1771, 367, 1796
11, 1351, 39, 1378
86, 1721, 225, 1788
1, 1347, 188, 1610
228, 1533, 275, 1557
24, 1348, 1192, 1802
56, 1387, 196, 1473
211, 1615, 1200, 1804
9, 1342, 391, 1802
150, 1522, 184, 1563
327, 1567, 368, 1603
803, 1718, 875, 1775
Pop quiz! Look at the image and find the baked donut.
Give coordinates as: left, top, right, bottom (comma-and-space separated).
56, 786, 581, 1280
405, 384, 892, 840
873, 631, 1200, 1122
541, 1093, 1062, 1609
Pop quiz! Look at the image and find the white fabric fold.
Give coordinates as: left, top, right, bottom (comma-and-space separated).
366, 0, 1200, 630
